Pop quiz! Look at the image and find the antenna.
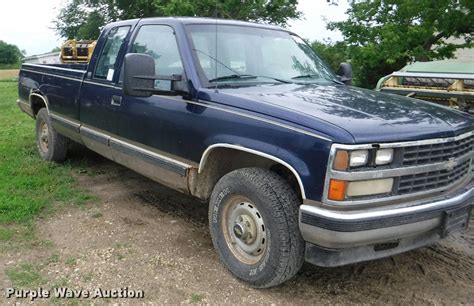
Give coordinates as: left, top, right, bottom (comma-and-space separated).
214, 0, 218, 92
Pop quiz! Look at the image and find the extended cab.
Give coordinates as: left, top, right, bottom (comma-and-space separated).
17, 17, 474, 288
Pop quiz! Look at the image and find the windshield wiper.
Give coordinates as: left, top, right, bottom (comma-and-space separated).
192, 49, 291, 85
208, 74, 258, 82
209, 74, 291, 84
291, 74, 319, 80
292, 74, 344, 85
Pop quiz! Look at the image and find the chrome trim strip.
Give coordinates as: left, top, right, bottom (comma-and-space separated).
199, 143, 307, 199
23, 63, 87, 73
194, 100, 332, 141
79, 125, 191, 174
50, 112, 81, 130
109, 137, 191, 169
83, 80, 121, 89
81, 126, 110, 145
22, 69, 83, 82
301, 187, 473, 221
110, 140, 188, 176
322, 131, 474, 205
17, 99, 30, 107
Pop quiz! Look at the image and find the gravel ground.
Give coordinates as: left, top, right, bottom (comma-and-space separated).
1, 148, 473, 304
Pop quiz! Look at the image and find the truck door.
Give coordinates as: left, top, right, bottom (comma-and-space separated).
115, 24, 192, 161
79, 25, 130, 136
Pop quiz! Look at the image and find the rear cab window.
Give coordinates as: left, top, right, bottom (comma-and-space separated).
94, 26, 130, 81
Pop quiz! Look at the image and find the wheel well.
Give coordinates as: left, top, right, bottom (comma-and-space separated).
30, 94, 47, 117
189, 147, 303, 202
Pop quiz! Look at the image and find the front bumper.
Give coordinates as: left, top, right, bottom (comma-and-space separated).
299, 184, 473, 267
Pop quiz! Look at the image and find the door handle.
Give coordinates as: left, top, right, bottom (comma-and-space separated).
111, 95, 122, 106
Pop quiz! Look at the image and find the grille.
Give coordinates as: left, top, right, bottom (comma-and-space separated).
397, 159, 471, 195
403, 134, 473, 166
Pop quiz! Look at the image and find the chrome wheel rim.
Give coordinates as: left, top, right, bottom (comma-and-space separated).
222, 195, 267, 265
39, 121, 49, 153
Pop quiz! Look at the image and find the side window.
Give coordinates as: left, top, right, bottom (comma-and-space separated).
94, 26, 130, 81
131, 25, 183, 90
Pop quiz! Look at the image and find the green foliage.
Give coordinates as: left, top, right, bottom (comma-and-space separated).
77, 11, 106, 40
311, 40, 348, 72
0, 41, 24, 66
327, 0, 474, 88
0, 81, 93, 224
53, 0, 302, 39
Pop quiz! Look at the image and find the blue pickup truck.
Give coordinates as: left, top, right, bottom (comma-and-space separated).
18, 17, 473, 288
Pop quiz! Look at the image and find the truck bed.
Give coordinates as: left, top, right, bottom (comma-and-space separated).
18, 63, 87, 120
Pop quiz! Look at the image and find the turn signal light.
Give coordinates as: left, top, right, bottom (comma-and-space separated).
328, 179, 347, 201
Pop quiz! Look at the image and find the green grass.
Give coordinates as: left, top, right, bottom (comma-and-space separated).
65, 256, 77, 266
6, 263, 44, 287
190, 293, 205, 303
0, 63, 20, 70
0, 81, 94, 225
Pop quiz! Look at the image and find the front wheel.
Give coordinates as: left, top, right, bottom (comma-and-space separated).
209, 168, 305, 288
35, 108, 68, 162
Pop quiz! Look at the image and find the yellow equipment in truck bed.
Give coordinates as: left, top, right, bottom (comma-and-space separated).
60, 40, 97, 64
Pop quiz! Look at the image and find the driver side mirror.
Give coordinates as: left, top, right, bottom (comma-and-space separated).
337, 62, 353, 86
123, 53, 188, 97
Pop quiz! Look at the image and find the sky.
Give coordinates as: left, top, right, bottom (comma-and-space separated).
0, 0, 348, 57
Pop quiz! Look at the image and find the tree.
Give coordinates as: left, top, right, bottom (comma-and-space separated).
311, 40, 348, 72
327, 0, 474, 88
0, 41, 24, 65
53, 0, 302, 40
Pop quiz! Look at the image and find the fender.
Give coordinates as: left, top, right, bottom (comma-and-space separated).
29, 91, 49, 115
199, 143, 308, 200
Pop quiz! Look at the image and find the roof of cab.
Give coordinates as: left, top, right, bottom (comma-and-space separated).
107, 16, 286, 32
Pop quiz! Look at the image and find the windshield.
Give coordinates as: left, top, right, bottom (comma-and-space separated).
187, 24, 337, 86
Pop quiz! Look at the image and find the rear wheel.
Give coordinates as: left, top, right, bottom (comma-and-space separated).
35, 108, 68, 162
209, 167, 305, 288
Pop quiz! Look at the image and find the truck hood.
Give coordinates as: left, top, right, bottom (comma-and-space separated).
215, 83, 474, 143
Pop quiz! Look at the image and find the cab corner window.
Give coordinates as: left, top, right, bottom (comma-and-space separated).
94, 26, 130, 81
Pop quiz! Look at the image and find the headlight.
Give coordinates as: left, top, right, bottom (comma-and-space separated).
375, 149, 393, 165
349, 150, 368, 167
346, 178, 394, 197
328, 178, 394, 201
333, 147, 395, 172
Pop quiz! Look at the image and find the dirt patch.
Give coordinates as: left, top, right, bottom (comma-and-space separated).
1, 148, 474, 304
0, 69, 19, 80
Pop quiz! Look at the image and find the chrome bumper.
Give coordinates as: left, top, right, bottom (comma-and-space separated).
300, 184, 473, 251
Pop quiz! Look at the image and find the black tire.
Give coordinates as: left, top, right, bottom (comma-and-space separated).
35, 108, 68, 162
209, 167, 305, 288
